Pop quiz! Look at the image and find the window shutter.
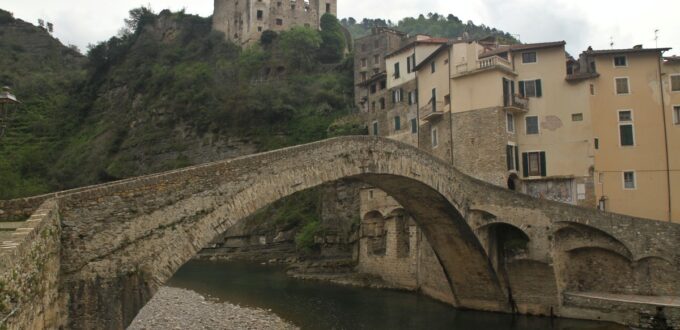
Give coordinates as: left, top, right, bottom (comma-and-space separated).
407, 58, 412, 73
511, 80, 515, 96
536, 79, 543, 97
506, 145, 513, 170
519, 81, 525, 98
514, 147, 520, 172
400, 89, 404, 102
540, 152, 547, 177
392, 90, 396, 103
522, 153, 529, 178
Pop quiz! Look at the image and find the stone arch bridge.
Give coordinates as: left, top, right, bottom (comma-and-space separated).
1, 137, 679, 329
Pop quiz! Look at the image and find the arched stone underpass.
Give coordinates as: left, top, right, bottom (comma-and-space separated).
1, 136, 680, 330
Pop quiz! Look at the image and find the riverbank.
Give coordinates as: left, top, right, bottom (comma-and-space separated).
128, 287, 298, 330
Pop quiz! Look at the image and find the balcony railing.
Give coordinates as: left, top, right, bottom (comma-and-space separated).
453, 56, 513, 76
419, 100, 448, 121
504, 94, 529, 112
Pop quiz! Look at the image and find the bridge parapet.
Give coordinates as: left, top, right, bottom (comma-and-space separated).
0, 199, 63, 329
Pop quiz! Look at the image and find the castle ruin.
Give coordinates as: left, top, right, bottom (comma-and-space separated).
213, 0, 338, 45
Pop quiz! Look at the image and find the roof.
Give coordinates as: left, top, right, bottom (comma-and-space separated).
414, 43, 453, 71
385, 38, 449, 59
356, 72, 386, 87
354, 27, 407, 41
479, 41, 566, 58
664, 56, 680, 63
582, 47, 671, 56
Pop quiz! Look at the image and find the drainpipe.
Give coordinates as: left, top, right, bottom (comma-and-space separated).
448, 46, 455, 165
415, 46, 420, 149
657, 53, 673, 222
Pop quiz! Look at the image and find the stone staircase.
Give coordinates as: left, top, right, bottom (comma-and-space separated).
0, 221, 28, 252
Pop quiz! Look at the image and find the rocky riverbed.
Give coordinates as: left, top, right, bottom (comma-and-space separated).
128, 287, 298, 330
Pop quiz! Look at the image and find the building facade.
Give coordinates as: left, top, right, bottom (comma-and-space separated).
213, 0, 337, 45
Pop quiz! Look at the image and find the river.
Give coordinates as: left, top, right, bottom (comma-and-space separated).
166, 260, 625, 330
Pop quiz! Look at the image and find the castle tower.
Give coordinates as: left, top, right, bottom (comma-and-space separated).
213, 0, 338, 46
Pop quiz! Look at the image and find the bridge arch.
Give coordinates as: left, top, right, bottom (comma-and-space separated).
5, 137, 680, 330
55, 137, 510, 329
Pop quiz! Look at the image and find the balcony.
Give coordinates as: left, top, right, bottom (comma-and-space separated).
419, 100, 448, 122
452, 56, 514, 78
504, 94, 529, 113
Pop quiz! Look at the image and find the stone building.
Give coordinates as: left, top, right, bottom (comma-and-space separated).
213, 0, 337, 45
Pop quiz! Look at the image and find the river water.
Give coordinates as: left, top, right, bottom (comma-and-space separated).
167, 260, 625, 330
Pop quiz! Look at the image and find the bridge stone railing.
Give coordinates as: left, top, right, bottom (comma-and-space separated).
0, 199, 63, 329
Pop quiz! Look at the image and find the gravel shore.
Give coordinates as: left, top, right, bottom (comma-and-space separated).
128, 287, 298, 330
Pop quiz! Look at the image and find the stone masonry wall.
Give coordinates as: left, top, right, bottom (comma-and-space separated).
0, 200, 63, 330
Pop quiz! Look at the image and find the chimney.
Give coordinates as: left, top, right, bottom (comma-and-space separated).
633, 44, 643, 49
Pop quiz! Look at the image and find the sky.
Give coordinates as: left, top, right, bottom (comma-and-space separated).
4, 0, 679, 56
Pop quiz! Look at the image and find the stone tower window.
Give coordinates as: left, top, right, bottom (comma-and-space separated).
256, 10, 263, 20
326, 3, 331, 13
276, 18, 283, 25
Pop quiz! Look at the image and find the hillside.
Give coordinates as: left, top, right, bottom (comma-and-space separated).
0, 9, 86, 197
341, 14, 518, 43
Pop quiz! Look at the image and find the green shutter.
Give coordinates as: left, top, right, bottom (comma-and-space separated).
540, 152, 547, 177
519, 81, 525, 98
395, 116, 401, 130
411, 118, 417, 133
514, 146, 520, 171
620, 125, 634, 146
536, 79, 543, 97
522, 153, 529, 177
506, 145, 513, 170
407, 58, 412, 73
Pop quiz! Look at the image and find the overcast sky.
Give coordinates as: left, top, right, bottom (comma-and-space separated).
5, 0, 679, 56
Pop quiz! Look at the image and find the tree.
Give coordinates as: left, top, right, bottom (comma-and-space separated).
260, 30, 278, 46
279, 27, 321, 71
124, 6, 156, 35
318, 13, 345, 64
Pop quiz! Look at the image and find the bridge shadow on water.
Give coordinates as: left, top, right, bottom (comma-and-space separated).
166, 260, 624, 330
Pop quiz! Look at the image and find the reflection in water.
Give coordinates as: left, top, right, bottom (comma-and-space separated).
167, 260, 624, 330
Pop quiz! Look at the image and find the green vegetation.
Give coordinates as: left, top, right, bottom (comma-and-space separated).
341, 13, 518, 43
0, 8, 356, 199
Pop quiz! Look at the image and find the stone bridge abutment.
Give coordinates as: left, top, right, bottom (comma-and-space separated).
1, 136, 679, 329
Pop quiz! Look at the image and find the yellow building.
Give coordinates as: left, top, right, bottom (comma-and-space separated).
578, 46, 676, 222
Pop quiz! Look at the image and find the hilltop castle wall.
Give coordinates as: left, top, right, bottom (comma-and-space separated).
213, 0, 337, 45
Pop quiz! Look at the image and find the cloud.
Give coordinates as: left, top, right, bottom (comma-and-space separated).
4, 0, 679, 56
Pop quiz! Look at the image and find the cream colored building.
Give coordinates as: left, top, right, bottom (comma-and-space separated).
573, 47, 677, 222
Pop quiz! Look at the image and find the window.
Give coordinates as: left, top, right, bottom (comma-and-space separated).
256, 10, 263, 20
618, 110, 635, 146
370, 84, 376, 94
522, 151, 547, 177
506, 145, 519, 171
361, 58, 367, 67
615, 77, 630, 95
411, 118, 418, 133
506, 112, 515, 133
379, 98, 385, 110
572, 113, 584, 122
674, 106, 680, 125
360, 72, 367, 82
522, 52, 537, 64
392, 89, 403, 103
672, 75, 680, 92
394, 116, 401, 130
407, 56, 412, 73
372, 121, 379, 136
394, 62, 400, 78
326, 3, 331, 13
431, 61, 436, 73
408, 91, 416, 105
379, 80, 386, 90
519, 79, 542, 98
374, 55, 379, 65
276, 18, 283, 25
258, 26, 263, 32
594, 138, 599, 150
623, 171, 636, 189
444, 94, 450, 105
431, 88, 437, 112
431, 127, 438, 148
613, 55, 627, 67
525, 116, 539, 135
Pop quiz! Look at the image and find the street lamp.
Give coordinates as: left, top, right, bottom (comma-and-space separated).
0, 86, 20, 138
